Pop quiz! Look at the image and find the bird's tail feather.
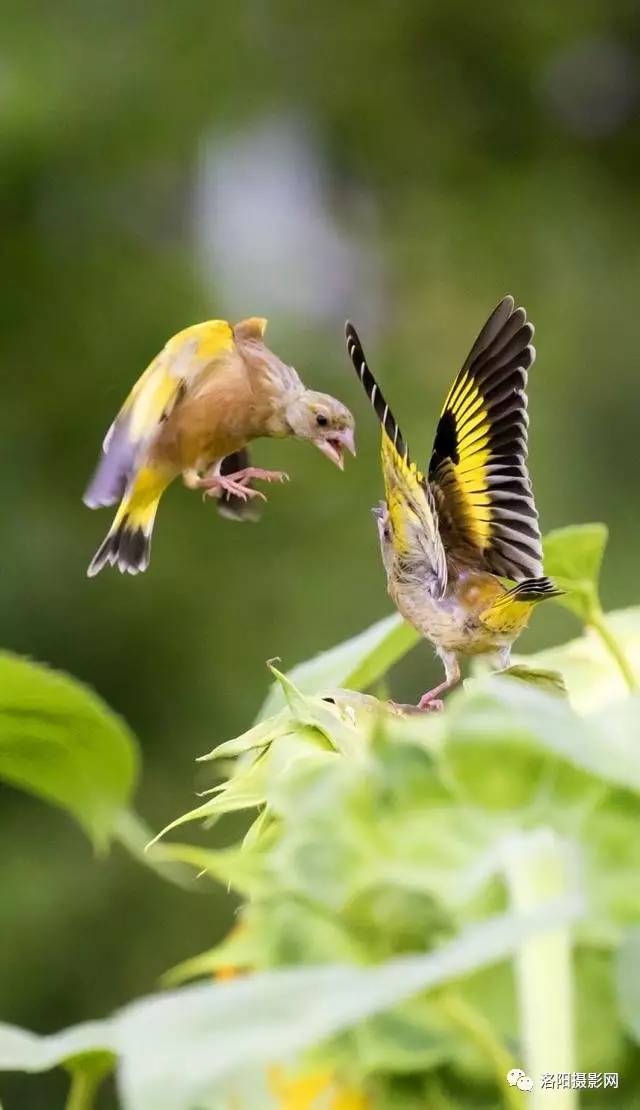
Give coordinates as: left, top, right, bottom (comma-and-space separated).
480, 576, 562, 633
497, 576, 563, 605
345, 322, 412, 465
87, 466, 170, 577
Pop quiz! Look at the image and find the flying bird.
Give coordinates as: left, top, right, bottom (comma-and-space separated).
345, 296, 561, 710
85, 316, 355, 576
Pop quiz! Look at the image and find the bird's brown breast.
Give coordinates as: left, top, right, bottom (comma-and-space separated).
150, 356, 279, 473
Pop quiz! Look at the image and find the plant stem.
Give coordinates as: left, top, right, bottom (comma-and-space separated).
439, 990, 521, 1110
503, 830, 576, 1110
588, 608, 638, 693
65, 1069, 103, 1110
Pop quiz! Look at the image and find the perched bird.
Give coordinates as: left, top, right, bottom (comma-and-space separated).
345, 296, 561, 710
85, 316, 355, 576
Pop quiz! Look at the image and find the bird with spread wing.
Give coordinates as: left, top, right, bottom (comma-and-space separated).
85, 316, 355, 576
345, 296, 561, 710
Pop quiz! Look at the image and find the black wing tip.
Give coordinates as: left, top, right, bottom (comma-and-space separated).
489, 295, 532, 339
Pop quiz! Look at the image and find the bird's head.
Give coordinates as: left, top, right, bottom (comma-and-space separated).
285, 390, 356, 469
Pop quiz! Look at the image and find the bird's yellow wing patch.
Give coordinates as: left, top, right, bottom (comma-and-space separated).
123, 320, 234, 444
85, 320, 235, 510
345, 322, 447, 595
428, 297, 543, 581
381, 437, 437, 555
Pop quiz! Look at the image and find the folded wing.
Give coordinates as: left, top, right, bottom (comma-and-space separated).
84, 320, 234, 508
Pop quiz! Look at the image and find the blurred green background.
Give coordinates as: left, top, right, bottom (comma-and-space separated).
2, 1, 639, 1105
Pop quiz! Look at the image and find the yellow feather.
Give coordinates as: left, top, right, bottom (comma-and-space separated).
112, 465, 173, 534
480, 595, 534, 635
121, 320, 235, 445
436, 375, 493, 547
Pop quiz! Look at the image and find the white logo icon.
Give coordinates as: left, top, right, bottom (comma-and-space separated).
506, 1068, 534, 1091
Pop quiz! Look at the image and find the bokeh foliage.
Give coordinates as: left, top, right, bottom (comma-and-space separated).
1, 526, 640, 1108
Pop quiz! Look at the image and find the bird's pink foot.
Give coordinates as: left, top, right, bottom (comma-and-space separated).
197, 467, 289, 500
198, 475, 267, 503
417, 693, 445, 712
228, 467, 290, 484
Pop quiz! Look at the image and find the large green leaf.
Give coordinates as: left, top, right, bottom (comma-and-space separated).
0, 653, 138, 847
257, 613, 419, 719
443, 676, 640, 798
519, 606, 640, 712
0, 899, 580, 1110
543, 523, 608, 622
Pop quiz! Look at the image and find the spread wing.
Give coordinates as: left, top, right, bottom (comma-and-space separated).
84, 320, 234, 508
427, 296, 542, 580
345, 322, 448, 597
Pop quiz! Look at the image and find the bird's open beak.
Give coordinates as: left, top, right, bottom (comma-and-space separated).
315, 428, 357, 470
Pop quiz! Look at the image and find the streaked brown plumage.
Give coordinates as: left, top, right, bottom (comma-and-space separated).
346, 297, 562, 709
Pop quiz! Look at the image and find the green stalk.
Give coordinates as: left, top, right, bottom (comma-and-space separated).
65, 1069, 103, 1110
587, 607, 638, 693
439, 991, 521, 1110
503, 831, 576, 1110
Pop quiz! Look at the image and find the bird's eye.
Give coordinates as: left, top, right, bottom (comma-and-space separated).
316, 414, 328, 427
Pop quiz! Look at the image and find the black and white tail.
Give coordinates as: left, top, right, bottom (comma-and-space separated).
500, 576, 564, 603
345, 322, 411, 465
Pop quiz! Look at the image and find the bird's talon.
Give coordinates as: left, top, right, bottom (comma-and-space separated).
417, 696, 444, 713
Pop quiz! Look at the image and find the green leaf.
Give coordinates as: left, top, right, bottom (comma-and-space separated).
543, 523, 608, 621
150, 841, 262, 897
161, 923, 259, 987
149, 753, 273, 844
268, 665, 366, 760
0, 1020, 116, 1074
520, 606, 640, 712
497, 665, 567, 697
445, 677, 640, 799
341, 997, 457, 1075
114, 900, 582, 1109
151, 730, 337, 845
257, 614, 419, 720
0, 902, 580, 1109
197, 709, 293, 763
0, 653, 138, 848
112, 810, 209, 893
